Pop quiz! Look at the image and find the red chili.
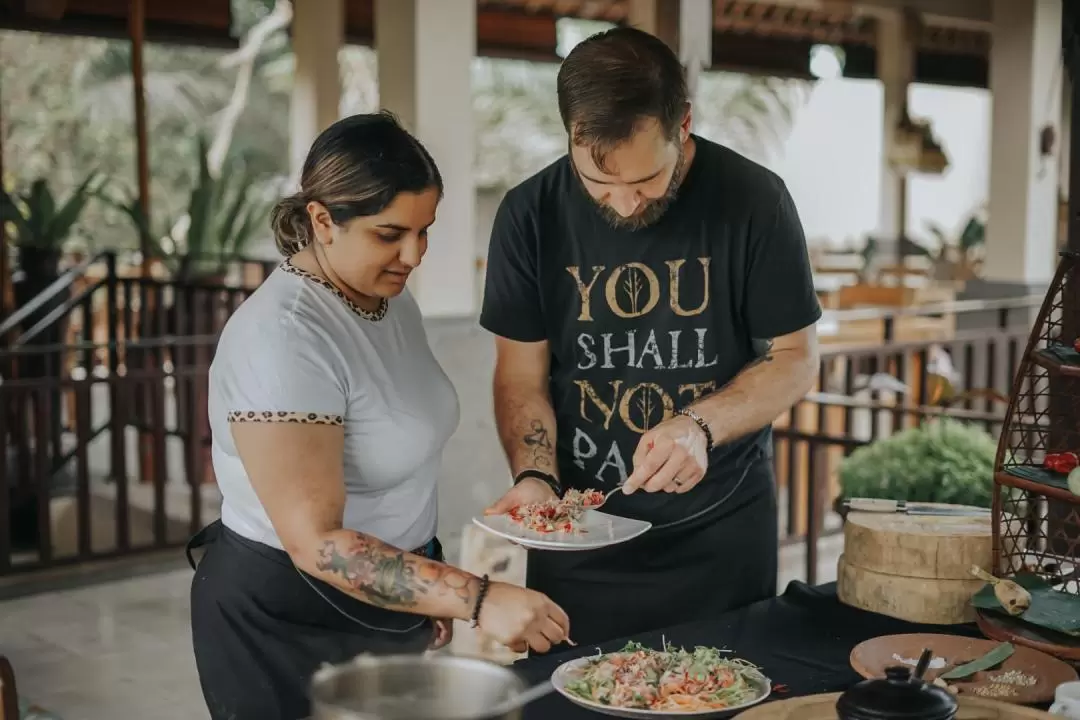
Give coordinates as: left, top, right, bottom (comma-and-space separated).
773, 683, 790, 693
1044, 452, 1079, 473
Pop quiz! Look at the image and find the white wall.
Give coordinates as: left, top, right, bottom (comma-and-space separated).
770, 77, 991, 249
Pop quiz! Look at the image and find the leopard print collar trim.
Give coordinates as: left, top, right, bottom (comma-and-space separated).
280, 259, 389, 322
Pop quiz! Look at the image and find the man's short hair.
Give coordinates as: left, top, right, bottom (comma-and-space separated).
556, 26, 689, 172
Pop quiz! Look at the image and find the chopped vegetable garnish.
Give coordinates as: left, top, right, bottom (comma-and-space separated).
508, 489, 604, 534
563, 641, 765, 711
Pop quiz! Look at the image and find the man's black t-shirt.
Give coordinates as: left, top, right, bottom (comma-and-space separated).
480, 136, 822, 528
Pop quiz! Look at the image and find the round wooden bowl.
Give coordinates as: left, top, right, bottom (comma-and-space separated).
976, 609, 1080, 662
737, 692, 1052, 720
849, 633, 1077, 705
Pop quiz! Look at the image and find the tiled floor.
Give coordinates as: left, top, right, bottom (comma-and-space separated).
0, 534, 842, 720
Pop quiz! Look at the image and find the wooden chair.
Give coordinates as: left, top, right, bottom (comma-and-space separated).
0, 655, 18, 720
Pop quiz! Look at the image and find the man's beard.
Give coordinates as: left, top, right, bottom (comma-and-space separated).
579, 145, 686, 231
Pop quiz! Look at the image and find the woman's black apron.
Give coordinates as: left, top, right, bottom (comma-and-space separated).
526, 454, 779, 650
188, 521, 438, 720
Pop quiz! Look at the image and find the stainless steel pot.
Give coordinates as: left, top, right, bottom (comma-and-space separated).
310, 654, 533, 720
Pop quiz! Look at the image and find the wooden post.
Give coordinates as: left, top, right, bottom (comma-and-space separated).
0, 77, 12, 328
1068, 62, 1080, 254
130, 0, 150, 270
129, 0, 155, 484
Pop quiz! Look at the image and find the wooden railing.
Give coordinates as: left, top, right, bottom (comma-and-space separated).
1, 336, 219, 574
773, 320, 1030, 583
0, 278, 1043, 579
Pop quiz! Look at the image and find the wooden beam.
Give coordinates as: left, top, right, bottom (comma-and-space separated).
347, 1, 561, 61
0, 0, 236, 48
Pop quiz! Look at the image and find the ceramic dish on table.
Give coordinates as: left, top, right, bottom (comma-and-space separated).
849, 633, 1078, 705
471, 509, 651, 551
549, 642, 771, 718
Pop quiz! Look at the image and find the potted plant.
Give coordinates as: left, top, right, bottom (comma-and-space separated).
836, 418, 997, 516
0, 171, 102, 550
105, 134, 272, 289
1, 172, 103, 322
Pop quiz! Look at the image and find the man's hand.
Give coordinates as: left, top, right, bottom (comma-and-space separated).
484, 477, 557, 515
429, 618, 454, 651
624, 415, 709, 494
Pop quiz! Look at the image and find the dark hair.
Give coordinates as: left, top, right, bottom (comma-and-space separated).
270, 111, 443, 256
557, 26, 689, 172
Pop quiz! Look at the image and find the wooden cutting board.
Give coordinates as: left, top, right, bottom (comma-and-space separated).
837, 507, 993, 624
737, 692, 1053, 719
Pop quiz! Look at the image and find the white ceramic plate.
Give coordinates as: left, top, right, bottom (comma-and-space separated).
550, 653, 772, 718
471, 509, 651, 551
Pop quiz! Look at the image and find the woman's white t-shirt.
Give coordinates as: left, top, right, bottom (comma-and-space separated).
208, 261, 460, 551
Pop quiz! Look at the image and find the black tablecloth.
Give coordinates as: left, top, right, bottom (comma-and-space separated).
514, 581, 983, 718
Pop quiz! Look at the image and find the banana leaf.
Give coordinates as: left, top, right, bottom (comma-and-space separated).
972, 573, 1080, 636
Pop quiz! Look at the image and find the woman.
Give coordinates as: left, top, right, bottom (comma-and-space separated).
188, 112, 570, 720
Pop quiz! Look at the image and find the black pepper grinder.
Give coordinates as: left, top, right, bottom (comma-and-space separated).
836, 654, 958, 720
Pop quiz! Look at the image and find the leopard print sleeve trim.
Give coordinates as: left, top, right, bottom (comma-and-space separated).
227, 410, 344, 426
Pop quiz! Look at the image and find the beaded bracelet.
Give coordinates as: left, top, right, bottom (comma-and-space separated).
678, 407, 715, 450
470, 574, 491, 628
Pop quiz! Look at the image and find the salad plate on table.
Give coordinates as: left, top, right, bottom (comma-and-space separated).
551, 640, 772, 718
472, 489, 652, 551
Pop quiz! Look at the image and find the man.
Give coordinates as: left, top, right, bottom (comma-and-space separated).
480, 26, 821, 648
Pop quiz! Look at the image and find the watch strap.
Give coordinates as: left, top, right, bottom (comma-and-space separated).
514, 469, 563, 497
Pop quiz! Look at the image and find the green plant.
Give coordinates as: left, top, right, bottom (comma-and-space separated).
838, 418, 997, 508
906, 207, 987, 281
0, 171, 104, 250
103, 133, 272, 281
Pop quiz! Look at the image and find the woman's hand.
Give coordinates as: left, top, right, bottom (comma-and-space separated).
484, 478, 557, 515
478, 582, 570, 653
428, 618, 454, 651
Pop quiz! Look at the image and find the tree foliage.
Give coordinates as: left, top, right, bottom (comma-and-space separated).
0, 1, 809, 257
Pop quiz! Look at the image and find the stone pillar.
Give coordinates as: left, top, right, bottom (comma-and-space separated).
290, 0, 343, 181
875, 9, 915, 260
376, 0, 476, 318
627, 0, 714, 98
626, 0, 681, 50
678, 0, 713, 98
982, 0, 1062, 289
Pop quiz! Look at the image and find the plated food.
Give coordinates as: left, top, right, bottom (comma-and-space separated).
551, 640, 771, 717
507, 488, 605, 534
472, 506, 650, 552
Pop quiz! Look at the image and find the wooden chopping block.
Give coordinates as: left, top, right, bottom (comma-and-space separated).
837, 507, 993, 625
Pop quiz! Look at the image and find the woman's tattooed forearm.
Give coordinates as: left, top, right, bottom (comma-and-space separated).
522, 418, 554, 469
314, 532, 477, 611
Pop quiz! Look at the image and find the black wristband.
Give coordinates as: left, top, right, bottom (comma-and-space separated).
678, 407, 715, 450
514, 469, 563, 497
470, 574, 490, 628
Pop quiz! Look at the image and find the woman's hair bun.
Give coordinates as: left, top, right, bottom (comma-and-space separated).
270, 194, 313, 257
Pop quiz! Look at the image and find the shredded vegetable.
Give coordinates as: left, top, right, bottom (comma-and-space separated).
507, 489, 604, 534
563, 641, 765, 712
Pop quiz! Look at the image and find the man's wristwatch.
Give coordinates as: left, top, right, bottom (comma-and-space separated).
678, 407, 715, 450
514, 469, 563, 497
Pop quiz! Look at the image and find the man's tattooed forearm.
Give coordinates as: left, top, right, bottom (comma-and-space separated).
315, 533, 476, 610
522, 419, 554, 469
